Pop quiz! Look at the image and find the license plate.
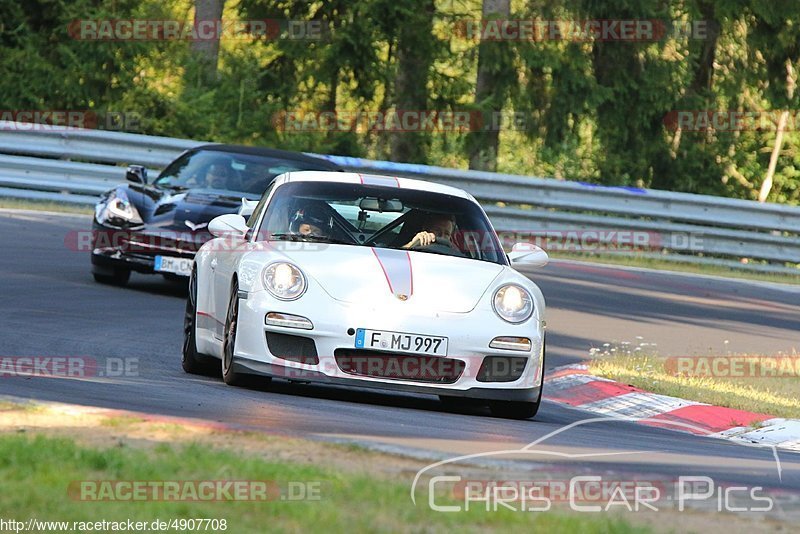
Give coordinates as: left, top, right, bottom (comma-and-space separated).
154, 255, 192, 277
355, 329, 448, 356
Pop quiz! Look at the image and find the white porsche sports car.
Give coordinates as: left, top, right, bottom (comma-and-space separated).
182, 171, 549, 419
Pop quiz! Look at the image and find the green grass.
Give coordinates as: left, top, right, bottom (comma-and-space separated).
549, 251, 800, 286
589, 345, 800, 419
0, 197, 93, 215
100, 416, 147, 428
0, 434, 647, 533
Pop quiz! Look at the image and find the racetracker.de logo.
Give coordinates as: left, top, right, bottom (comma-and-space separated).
67, 19, 326, 41
68, 480, 321, 501
0, 110, 141, 131
0, 356, 138, 378
272, 110, 485, 133
665, 356, 800, 378
453, 19, 711, 41
663, 110, 800, 131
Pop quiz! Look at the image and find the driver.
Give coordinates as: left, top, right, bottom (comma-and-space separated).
402, 213, 456, 249
204, 163, 234, 190
289, 206, 331, 237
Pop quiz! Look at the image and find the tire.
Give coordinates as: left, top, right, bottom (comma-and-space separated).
93, 269, 130, 286
488, 336, 546, 420
488, 399, 541, 420
439, 395, 486, 413
181, 269, 216, 375
163, 273, 190, 287
222, 279, 246, 386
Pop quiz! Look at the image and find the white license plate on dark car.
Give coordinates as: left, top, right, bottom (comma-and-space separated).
154, 255, 192, 277
355, 329, 448, 356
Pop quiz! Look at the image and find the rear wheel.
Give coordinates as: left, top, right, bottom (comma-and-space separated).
182, 269, 216, 375
93, 268, 130, 286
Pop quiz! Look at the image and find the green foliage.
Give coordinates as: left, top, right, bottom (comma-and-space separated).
1, 0, 799, 203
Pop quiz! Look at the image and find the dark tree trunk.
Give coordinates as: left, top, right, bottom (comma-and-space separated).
191, 0, 225, 85
467, 0, 511, 172
390, 0, 435, 163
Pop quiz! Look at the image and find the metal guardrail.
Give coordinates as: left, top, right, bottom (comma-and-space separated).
0, 121, 798, 273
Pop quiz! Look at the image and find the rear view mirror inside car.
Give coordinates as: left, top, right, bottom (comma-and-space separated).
359, 197, 404, 212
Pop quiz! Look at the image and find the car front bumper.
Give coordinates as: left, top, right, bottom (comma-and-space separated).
229, 289, 545, 402
90, 222, 201, 276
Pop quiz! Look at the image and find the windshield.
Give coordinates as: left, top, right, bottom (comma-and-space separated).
257, 181, 508, 265
153, 149, 332, 196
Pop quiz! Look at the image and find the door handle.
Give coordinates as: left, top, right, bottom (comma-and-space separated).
210, 258, 218, 270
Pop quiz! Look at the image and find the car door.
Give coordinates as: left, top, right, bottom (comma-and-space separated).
211, 182, 277, 334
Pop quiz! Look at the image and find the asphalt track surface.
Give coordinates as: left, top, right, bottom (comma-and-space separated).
1, 210, 800, 511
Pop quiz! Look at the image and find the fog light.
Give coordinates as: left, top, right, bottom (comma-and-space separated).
265, 312, 313, 330
489, 337, 532, 352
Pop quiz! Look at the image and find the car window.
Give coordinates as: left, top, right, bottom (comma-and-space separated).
153, 150, 331, 196
257, 181, 508, 265
247, 183, 274, 228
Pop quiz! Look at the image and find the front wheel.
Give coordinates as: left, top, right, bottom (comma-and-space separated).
93, 268, 130, 286
488, 399, 540, 419
488, 336, 545, 420
222, 280, 245, 386
182, 269, 216, 375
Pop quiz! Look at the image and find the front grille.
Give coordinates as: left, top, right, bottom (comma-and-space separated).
334, 349, 465, 384
266, 332, 319, 365
476, 356, 528, 382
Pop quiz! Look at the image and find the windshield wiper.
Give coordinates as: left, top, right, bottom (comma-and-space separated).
269, 233, 354, 246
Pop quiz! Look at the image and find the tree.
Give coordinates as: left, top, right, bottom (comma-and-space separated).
466, 0, 514, 171
388, 0, 437, 163
190, 0, 225, 86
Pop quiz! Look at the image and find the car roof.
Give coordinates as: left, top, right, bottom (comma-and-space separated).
193, 144, 342, 170
276, 171, 476, 201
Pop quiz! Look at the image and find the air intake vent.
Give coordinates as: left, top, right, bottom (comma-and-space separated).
266, 332, 319, 364
334, 350, 465, 384
476, 356, 528, 382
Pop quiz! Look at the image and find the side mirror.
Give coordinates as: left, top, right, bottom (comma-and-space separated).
508, 243, 549, 267
208, 214, 249, 239
126, 165, 147, 184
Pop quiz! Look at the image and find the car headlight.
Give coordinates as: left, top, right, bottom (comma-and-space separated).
262, 262, 307, 300
492, 284, 534, 324
95, 190, 143, 227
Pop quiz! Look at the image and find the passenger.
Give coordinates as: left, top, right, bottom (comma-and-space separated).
289, 207, 331, 237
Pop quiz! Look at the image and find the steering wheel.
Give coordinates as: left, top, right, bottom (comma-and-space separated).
411, 239, 465, 256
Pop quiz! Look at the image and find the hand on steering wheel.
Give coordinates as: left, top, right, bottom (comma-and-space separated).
408, 231, 436, 248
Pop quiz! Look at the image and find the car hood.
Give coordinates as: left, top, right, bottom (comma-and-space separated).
280, 245, 505, 313
129, 184, 254, 232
